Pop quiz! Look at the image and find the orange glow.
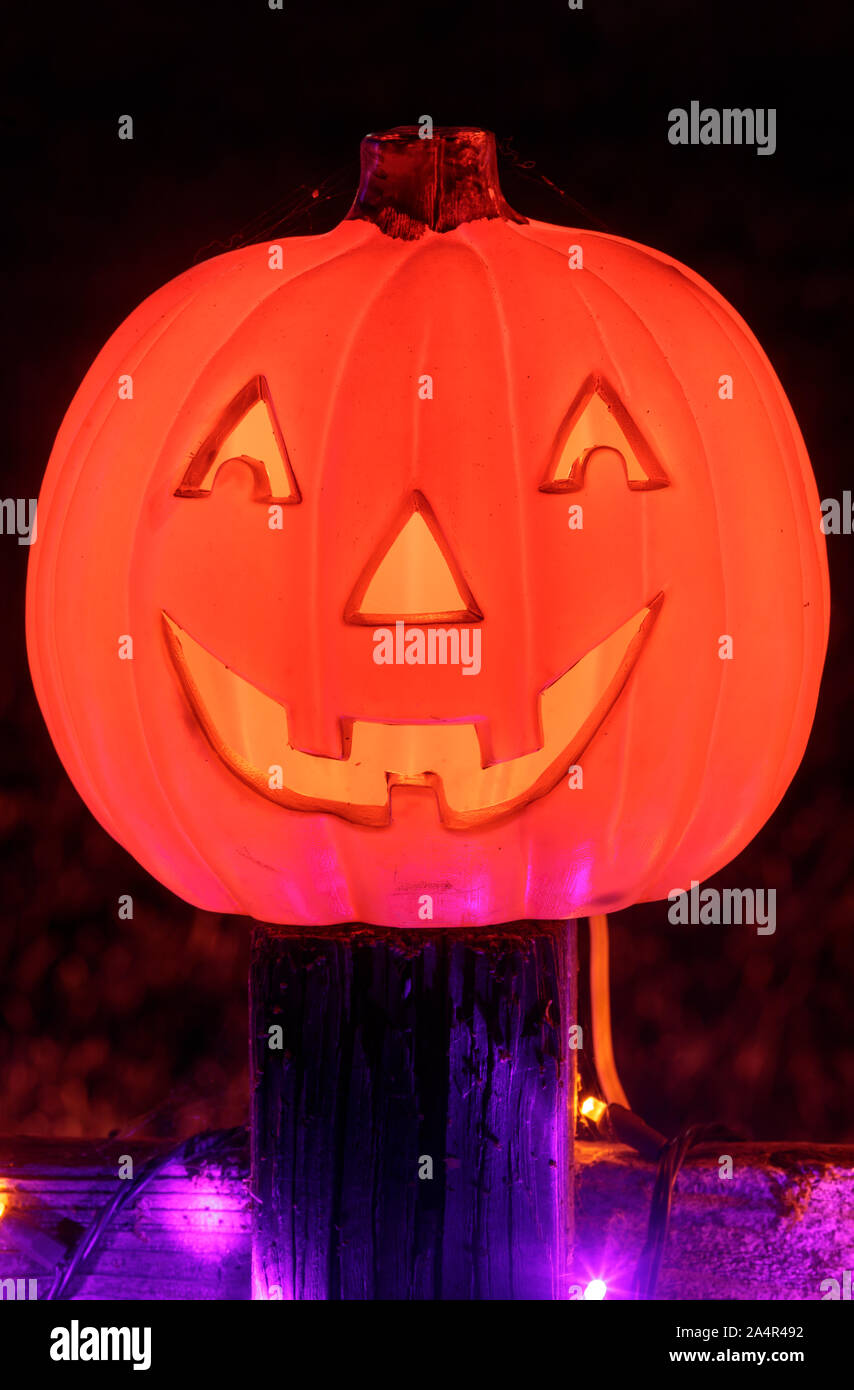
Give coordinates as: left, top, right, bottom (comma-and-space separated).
26, 128, 829, 927
588, 914, 631, 1109
580, 1097, 607, 1124
541, 375, 670, 493
176, 376, 300, 503
162, 598, 657, 828
345, 491, 482, 625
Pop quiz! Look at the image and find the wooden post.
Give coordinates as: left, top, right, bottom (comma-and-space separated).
249, 921, 576, 1300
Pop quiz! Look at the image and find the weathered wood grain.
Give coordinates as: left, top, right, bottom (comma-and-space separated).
573, 1141, 854, 1300
0, 1138, 251, 1301
249, 922, 576, 1300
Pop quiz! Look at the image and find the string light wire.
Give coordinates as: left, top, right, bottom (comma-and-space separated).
584, 915, 736, 1300
45, 1127, 246, 1300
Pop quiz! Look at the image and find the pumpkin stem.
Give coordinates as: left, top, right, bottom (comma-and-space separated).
346, 126, 526, 240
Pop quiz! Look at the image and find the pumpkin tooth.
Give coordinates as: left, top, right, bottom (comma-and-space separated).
161, 598, 660, 830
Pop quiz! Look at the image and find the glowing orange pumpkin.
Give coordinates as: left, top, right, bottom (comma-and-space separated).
26, 128, 829, 926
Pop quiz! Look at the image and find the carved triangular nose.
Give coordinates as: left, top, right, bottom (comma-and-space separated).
345, 491, 482, 625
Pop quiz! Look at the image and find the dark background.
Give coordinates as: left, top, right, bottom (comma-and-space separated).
1, 0, 852, 1141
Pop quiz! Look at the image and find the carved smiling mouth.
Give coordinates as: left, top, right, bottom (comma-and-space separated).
162, 597, 661, 829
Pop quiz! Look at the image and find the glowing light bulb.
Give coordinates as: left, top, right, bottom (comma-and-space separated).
0, 1197, 6, 1220
580, 1095, 607, 1124
584, 1278, 607, 1300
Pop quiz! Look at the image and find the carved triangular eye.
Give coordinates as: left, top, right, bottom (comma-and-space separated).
176, 376, 301, 503
540, 376, 669, 492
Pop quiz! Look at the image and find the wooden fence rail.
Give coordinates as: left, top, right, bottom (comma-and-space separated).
1, 1136, 852, 1300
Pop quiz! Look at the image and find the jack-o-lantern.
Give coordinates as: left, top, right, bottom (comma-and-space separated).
26, 128, 829, 926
